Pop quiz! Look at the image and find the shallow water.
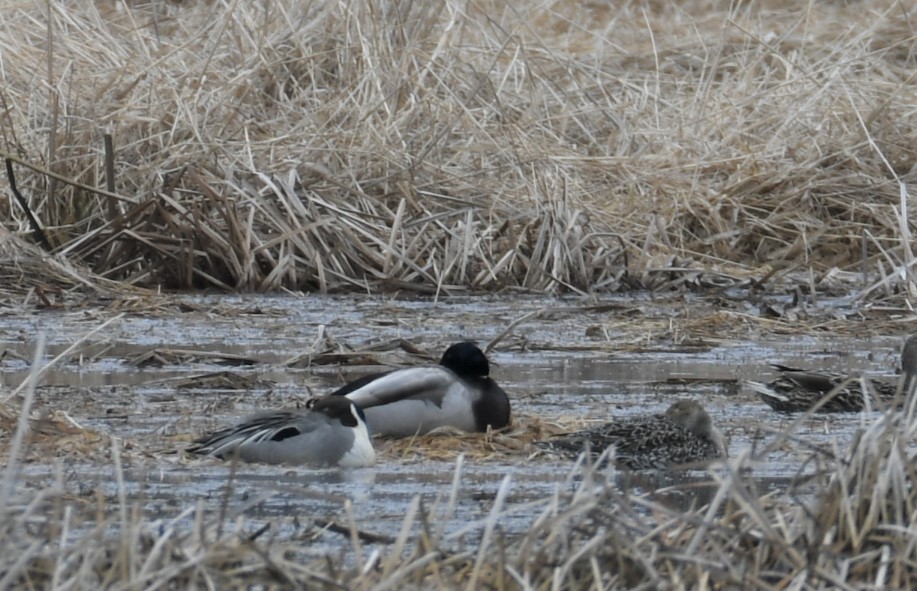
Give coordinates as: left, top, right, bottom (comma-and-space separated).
0, 293, 907, 552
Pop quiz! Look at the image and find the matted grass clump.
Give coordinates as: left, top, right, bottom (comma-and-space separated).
0, 0, 915, 296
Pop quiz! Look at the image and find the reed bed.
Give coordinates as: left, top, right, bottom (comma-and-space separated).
0, 0, 914, 296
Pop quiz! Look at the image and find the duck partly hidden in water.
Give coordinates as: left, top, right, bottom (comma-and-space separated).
188, 396, 375, 467
330, 341, 511, 438
539, 400, 727, 470
747, 334, 917, 413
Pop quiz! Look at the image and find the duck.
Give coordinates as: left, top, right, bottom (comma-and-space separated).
747, 334, 917, 413
538, 400, 726, 470
329, 341, 511, 438
187, 396, 375, 467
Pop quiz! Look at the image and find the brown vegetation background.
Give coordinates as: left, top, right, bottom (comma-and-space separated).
0, 0, 915, 295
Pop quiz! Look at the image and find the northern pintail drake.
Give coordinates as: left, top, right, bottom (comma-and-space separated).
747, 334, 917, 413
539, 400, 726, 470
188, 396, 375, 467
330, 341, 511, 438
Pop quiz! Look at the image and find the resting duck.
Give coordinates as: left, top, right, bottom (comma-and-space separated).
188, 396, 375, 467
330, 341, 511, 437
539, 400, 726, 470
748, 334, 917, 413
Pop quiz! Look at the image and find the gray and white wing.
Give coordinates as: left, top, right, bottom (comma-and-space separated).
190, 410, 352, 466
343, 367, 455, 408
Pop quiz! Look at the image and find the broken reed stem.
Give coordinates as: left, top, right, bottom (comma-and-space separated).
4, 159, 52, 251
434, 454, 465, 543
465, 475, 511, 591
45, 0, 57, 217
0, 332, 45, 510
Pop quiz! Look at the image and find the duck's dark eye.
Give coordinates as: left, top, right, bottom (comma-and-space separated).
272, 427, 301, 441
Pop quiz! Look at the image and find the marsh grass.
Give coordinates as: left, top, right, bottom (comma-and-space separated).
0, 0, 914, 296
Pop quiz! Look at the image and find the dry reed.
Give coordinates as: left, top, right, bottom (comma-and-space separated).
2, 391, 916, 589
0, 0, 913, 297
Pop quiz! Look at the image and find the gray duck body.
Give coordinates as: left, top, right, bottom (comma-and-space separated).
188, 396, 375, 467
